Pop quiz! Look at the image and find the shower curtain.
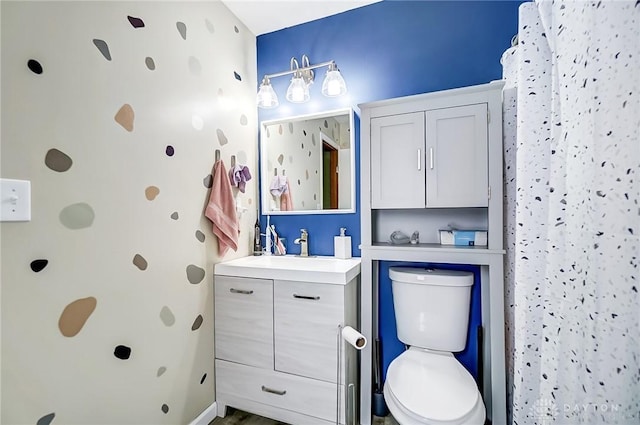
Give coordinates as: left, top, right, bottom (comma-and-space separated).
503, 1, 639, 424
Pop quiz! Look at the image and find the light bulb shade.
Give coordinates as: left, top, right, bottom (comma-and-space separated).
286, 76, 310, 103
257, 79, 278, 108
322, 69, 347, 97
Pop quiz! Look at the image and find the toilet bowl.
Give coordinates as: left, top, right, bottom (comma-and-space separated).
384, 267, 485, 425
383, 347, 485, 425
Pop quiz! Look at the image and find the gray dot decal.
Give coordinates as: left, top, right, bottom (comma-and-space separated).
203, 174, 213, 188
114, 345, 131, 360
161, 404, 169, 414
312, 134, 316, 146
186, 265, 205, 284
278, 124, 283, 135
195, 230, 205, 242
205, 19, 215, 33
324, 119, 329, 128
234, 71, 241, 81
288, 122, 294, 133
160, 306, 175, 326
306, 170, 309, 180
277, 154, 284, 165
37, 413, 55, 425
191, 314, 203, 330
114, 104, 134, 132
58, 296, 97, 337
59, 203, 95, 229
234, 25, 239, 33
31, 259, 48, 272
240, 114, 248, 125
188, 56, 201, 76
133, 254, 147, 271
216, 128, 228, 146
157, 366, 167, 377
145, 186, 159, 200
176, 22, 187, 40
145, 57, 155, 70
127, 16, 145, 28
28, 59, 43, 74
45, 148, 73, 172
92, 39, 111, 61
170, 212, 179, 220
166, 145, 174, 156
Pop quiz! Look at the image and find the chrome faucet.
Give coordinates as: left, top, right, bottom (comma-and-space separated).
294, 229, 309, 256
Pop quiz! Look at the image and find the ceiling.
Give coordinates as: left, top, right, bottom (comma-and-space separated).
221, 0, 382, 36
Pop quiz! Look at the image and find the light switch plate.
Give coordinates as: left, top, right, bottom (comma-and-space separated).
1, 178, 31, 222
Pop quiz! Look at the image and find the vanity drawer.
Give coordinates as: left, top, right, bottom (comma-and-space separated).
274, 280, 344, 382
216, 359, 343, 423
214, 276, 273, 369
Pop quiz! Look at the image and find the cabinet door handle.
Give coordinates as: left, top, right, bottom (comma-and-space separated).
417, 149, 421, 171
429, 147, 434, 169
229, 288, 254, 295
261, 385, 286, 396
293, 294, 320, 300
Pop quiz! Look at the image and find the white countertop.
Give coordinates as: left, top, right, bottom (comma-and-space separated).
214, 255, 361, 285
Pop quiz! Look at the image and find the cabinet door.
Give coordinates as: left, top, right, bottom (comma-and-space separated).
274, 280, 344, 383
425, 103, 488, 207
214, 276, 273, 369
371, 112, 425, 208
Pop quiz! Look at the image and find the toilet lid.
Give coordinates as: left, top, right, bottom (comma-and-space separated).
386, 349, 479, 423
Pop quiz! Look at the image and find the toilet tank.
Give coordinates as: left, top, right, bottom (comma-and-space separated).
389, 267, 474, 352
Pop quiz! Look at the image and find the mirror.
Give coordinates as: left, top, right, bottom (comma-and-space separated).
260, 108, 355, 215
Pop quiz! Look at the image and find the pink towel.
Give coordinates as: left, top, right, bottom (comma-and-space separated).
205, 160, 239, 257
280, 178, 294, 211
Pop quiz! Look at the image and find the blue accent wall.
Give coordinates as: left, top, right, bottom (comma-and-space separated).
257, 0, 522, 387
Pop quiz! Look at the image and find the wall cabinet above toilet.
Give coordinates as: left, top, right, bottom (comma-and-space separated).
371, 103, 488, 209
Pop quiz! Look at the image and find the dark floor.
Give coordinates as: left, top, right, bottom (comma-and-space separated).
209, 408, 398, 425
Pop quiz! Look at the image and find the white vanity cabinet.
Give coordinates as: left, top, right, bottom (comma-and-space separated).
214, 256, 361, 425
371, 103, 488, 209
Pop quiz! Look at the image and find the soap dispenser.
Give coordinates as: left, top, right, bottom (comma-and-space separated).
334, 227, 352, 259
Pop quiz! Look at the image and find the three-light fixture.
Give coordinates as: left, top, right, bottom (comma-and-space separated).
256, 54, 347, 109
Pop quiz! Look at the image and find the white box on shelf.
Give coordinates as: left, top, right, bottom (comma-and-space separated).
439, 229, 487, 247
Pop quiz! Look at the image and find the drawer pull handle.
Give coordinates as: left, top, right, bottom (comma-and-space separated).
261, 385, 286, 396
293, 294, 320, 300
230, 288, 254, 295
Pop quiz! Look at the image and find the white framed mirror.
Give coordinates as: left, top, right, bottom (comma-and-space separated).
260, 108, 355, 215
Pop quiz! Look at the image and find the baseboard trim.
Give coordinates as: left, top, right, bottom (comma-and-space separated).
189, 401, 218, 425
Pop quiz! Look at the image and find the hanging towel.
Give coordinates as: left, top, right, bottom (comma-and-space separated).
269, 175, 288, 197
280, 177, 294, 211
205, 160, 239, 257
228, 164, 252, 193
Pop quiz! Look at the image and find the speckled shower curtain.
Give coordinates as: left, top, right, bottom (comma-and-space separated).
503, 1, 639, 424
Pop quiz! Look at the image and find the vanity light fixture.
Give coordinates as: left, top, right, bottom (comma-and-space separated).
257, 55, 347, 109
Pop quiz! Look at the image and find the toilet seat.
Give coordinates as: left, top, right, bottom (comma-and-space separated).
383, 348, 485, 425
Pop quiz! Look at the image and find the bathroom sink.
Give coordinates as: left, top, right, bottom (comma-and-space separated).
215, 255, 361, 285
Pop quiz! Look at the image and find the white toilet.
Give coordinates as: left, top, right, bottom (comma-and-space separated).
383, 267, 485, 425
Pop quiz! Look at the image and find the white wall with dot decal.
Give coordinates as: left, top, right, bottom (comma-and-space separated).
0, 1, 257, 424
